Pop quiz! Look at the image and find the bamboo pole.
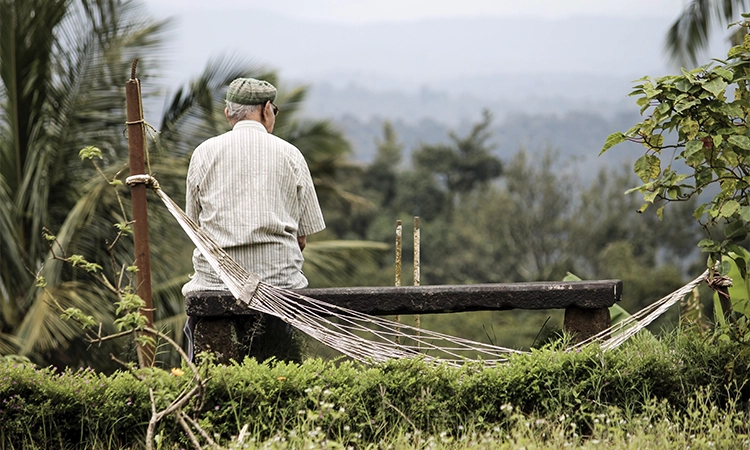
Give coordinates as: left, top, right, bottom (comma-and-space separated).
125, 59, 155, 367
395, 220, 402, 343
413, 216, 421, 336
395, 220, 402, 287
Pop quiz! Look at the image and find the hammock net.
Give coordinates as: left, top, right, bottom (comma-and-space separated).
128, 175, 710, 366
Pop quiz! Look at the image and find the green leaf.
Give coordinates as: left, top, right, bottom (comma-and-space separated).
734, 255, 748, 283
726, 244, 749, 258
740, 206, 750, 221
724, 219, 748, 241
675, 78, 693, 92
728, 135, 750, 150
703, 77, 728, 97
680, 118, 700, 139
723, 149, 740, 166
648, 134, 665, 149
600, 132, 626, 155
713, 67, 734, 81
656, 204, 665, 220
698, 238, 721, 251
674, 99, 699, 114
729, 45, 746, 59
655, 102, 671, 115
720, 259, 733, 276
694, 204, 707, 220
696, 168, 713, 187
634, 154, 660, 182
684, 139, 704, 159
643, 82, 662, 98
78, 146, 102, 160
562, 272, 582, 282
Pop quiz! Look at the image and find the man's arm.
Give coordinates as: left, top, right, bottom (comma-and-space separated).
297, 235, 307, 251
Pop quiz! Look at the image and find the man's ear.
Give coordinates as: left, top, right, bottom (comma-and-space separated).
224, 107, 230, 122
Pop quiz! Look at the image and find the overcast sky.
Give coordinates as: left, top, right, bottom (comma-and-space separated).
137, 0, 732, 121
144, 0, 688, 23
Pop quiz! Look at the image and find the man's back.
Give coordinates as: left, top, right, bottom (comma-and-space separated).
182, 120, 325, 292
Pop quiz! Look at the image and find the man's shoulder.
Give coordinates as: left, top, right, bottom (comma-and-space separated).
263, 134, 305, 159
193, 130, 232, 152
192, 128, 304, 161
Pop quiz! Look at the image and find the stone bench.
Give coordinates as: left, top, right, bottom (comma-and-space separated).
185, 280, 622, 364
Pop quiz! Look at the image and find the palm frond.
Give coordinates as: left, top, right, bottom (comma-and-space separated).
16, 281, 114, 356
303, 240, 389, 288
157, 54, 271, 157
0, 332, 20, 356
665, 0, 750, 68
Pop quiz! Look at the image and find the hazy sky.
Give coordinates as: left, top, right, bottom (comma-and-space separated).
137, 0, 729, 121
145, 0, 687, 23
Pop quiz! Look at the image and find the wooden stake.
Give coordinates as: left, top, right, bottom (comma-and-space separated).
125, 59, 155, 367
414, 216, 421, 335
395, 220, 402, 343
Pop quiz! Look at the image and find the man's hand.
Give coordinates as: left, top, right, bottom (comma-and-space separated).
297, 236, 307, 251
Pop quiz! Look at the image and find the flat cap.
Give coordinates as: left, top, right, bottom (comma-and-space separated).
225, 77, 277, 105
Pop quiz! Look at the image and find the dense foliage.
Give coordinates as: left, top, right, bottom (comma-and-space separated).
603, 19, 750, 318
1, 330, 748, 449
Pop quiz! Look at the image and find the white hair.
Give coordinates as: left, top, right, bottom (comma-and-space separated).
225, 101, 262, 121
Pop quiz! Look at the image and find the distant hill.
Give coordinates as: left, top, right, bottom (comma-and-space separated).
331, 108, 644, 177
294, 75, 647, 176
298, 73, 637, 125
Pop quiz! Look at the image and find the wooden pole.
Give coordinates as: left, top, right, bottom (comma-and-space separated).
413, 216, 421, 338
125, 59, 155, 367
394, 220, 402, 343
395, 220, 402, 287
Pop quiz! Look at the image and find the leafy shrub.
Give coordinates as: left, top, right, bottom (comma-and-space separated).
1, 329, 748, 448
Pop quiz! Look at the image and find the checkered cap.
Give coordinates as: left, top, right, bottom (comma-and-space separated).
225, 78, 276, 105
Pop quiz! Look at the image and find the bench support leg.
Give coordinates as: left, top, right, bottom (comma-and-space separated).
193, 315, 303, 365
563, 306, 610, 343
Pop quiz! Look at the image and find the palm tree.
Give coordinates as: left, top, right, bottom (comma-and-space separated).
665, 0, 750, 68
0, 0, 172, 367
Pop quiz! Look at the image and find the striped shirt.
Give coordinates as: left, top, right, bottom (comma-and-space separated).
181, 120, 326, 293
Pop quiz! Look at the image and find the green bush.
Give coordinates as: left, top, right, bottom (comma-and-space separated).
1, 330, 748, 449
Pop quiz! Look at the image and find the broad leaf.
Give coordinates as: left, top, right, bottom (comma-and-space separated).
683, 139, 704, 159
728, 135, 750, 150
634, 154, 660, 183
702, 77, 728, 97
724, 219, 748, 241
600, 132, 626, 155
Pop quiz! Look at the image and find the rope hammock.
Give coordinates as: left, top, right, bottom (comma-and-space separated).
126, 174, 712, 366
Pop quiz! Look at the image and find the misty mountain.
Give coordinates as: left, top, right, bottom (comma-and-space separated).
332, 107, 644, 177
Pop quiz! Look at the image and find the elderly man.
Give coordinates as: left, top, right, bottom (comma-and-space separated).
182, 77, 326, 361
